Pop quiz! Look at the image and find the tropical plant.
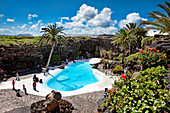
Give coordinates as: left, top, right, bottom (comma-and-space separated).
126, 23, 148, 48
113, 57, 119, 61
141, 36, 154, 47
141, 1, 170, 35
126, 23, 137, 32
112, 65, 124, 74
138, 47, 169, 70
103, 66, 169, 112
76, 51, 82, 57
51, 54, 60, 64
126, 52, 140, 62
112, 28, 133, 68
135, 27, 148, 48
40, 23, 66, 69
106, 50, 112, 60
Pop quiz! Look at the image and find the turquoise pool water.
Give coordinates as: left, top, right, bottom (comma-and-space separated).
47, 62, 99, 91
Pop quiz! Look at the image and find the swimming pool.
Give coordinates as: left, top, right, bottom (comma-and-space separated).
47, 62, 99, 91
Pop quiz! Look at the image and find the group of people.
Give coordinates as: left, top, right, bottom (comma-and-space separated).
12, 80, 28, 97
12, 73, 42, 97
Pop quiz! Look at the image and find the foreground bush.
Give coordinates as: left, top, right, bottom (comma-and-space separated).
104, 66, 170, 112
138, 47, 168, 70
112, 65, 124, 74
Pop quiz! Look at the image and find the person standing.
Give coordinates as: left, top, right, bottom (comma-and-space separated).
23, 84, 28, 95
43, 68, 46, 76
33, 81, 36, 91
12, 80, 15, 90
102, 88, 108, 100
15, 72, 20, 81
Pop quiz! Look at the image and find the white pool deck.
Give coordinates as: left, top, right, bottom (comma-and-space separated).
0, 59, 118, 97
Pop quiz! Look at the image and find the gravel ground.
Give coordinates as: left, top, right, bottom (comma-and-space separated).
0, 89, 104, 113
0, 65, 106, 113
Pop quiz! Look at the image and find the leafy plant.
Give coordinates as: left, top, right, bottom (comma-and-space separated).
165, 37, 170, 40
114, 57, 120, 61
104, 66, 170, 112
94, 51, 99, 55
76, 51, 82, 56
126, 52, 140, 62
112, 65, 124, 74
51, 54, 60, 64
138, 47, 168, 70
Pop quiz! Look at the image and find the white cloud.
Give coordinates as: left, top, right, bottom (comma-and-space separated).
71, 4, 98, 22
30, 20, 42, 30
0, 14, 4, 18
30, 24, 39, 30
113, 20, 118, 24
0, 28, 14, 35
7, 18, 14, 22
87, 7, 113, 28
119, 12, 147, 28
29, 22, 32, 24
21, 24, 27, 29
55, 4, 117, 35
28, 14, 38, 20
60, 17, 70, 22
119, 13, 147, 28
11, 27, 15, 29
40, 23, 43, 25
38, 20, 42, 24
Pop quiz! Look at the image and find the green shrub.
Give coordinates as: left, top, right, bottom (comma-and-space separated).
104, 66, 170, 112
138, 47, 168, 70
126, 52, 140, 62
112, 65, 123, 74
114, 57, 119, 61
94, 51, 99, 55
76, 51, 82, 56
165, 37, 170, 39
51, 54, 60, 63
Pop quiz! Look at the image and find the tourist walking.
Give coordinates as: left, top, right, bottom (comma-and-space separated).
23, 84, 28, 95
33, 74, 36, 82
43, 68, 46, 76
102, 88, 108, 100
12, 80, 15, 90
15, 72, 20, 81
33, 81, 36, 91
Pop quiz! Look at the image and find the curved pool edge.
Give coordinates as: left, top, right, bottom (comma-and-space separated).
0, 59, 118, 97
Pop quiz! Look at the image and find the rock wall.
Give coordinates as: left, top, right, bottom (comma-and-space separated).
0, 38, 118, 75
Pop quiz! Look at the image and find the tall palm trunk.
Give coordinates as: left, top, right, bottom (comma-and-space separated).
45, 41, 55, 69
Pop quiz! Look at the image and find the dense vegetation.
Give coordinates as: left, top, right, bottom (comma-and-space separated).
99, 1, 170, 112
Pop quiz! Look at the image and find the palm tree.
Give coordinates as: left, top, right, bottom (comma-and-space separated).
112, 28, 132, 68
141, 1, 170, 35
141, 36, 154, 48
40, 23, 66, 69
135, 27, 148, 48
126, 23, 148, 49
126, 23, 137, 32
125, 23, 138, 54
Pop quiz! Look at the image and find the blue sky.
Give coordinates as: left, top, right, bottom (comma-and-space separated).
0, 0, 166, 36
